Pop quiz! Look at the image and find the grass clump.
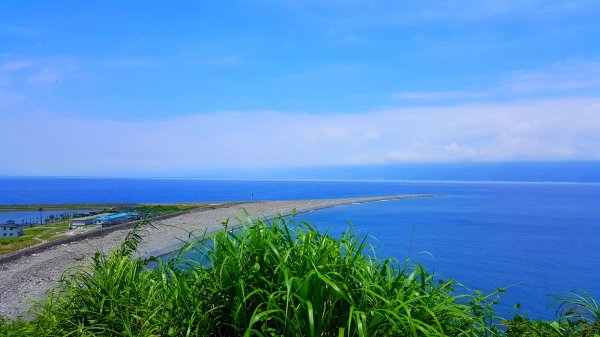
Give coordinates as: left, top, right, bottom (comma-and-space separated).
134, 204, 200, 217
501, 291, 600, 337
1, 213, 599, 336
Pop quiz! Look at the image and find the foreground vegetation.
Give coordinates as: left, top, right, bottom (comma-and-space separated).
1, 214, 599, 336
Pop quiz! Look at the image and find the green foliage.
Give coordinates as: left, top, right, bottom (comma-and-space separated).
502, 314, 600, 337
134, 204, 199, 217
556, 290, 600, 324
502, 315, 566, 337
500, 291, 600, 336
1, 214, 598, 337
176, 216, 502, 337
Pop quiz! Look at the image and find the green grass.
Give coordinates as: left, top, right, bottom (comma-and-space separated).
134, 204, 202, 216
1, 214, 599, 336
0, 222, 71, 255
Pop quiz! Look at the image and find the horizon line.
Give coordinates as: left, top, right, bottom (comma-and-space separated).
1, 175, 599, 186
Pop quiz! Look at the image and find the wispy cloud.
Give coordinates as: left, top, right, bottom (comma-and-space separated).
283, 0, 600, 28
401, 0, 600, 23
2, 97, 599, 175
0, 61, 33, 86
27, 67, 62, 84
0, 22, 44, 38
0, 61, 32, 73
0, 90, 25, 106
0, 57, 82, 111
99, 58, 152, 69
392, 59, 600, 102
500, 59, 600, 94
391, 91, 488, 100
0, 57, 81, 88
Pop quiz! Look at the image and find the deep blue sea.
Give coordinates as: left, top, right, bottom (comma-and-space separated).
1, 177, 599, 319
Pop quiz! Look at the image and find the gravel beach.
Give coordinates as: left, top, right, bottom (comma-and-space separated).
0, 195, 427, 319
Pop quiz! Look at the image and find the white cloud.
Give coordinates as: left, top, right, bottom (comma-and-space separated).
1, 97, 599, 176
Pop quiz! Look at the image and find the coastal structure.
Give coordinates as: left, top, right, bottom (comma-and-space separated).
71, 213, 114, 227
1, 221, 24, 238
96, 212, 140, 227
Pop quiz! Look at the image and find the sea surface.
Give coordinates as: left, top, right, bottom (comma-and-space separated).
1, 177, 599, 319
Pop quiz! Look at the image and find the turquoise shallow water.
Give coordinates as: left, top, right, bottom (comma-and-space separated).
1, 177, 599, 319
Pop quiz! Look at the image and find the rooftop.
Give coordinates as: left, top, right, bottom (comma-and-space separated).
96, 212, 138, 221
72, 213, 114, 221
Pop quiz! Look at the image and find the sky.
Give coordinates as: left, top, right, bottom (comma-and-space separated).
1, 0, 600, 177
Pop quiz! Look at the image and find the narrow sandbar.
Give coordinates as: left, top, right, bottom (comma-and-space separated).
0, 195, 430, 319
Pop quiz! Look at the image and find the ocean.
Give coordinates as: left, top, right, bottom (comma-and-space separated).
1, 177, 599, 319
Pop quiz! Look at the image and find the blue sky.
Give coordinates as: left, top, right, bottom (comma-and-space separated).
1, 1, 600, 176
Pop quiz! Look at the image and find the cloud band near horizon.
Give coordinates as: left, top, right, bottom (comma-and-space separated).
2, 97, 599, 176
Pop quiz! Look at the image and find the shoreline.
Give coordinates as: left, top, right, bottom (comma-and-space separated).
0, 202, 207, 212
0, 194, 430, 319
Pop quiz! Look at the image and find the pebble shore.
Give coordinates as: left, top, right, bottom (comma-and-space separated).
0, 195, 429, 319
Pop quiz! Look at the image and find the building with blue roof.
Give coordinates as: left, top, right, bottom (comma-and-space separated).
95, 212, 140, 227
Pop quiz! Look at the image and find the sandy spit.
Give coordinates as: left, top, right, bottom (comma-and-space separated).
0, 195, 429, 319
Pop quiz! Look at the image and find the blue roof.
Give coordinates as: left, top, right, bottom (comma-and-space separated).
96, 212, 137, 221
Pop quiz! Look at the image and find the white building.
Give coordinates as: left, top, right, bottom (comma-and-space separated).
1, 222, 24, 238
71, 213, 114, 227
